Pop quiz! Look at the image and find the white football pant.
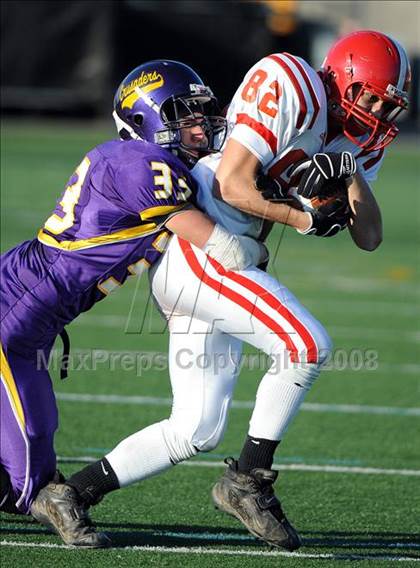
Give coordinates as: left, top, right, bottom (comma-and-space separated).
106, 236, 332, 486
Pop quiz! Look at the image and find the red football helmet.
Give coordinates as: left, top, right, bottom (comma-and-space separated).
321, 30, 411, 152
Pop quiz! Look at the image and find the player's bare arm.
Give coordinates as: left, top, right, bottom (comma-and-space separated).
165, 207, 215, 248
215, 139, 311, 232
346, 172, 382, 251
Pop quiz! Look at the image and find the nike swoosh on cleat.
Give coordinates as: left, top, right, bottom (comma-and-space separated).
101, 462, 109, 476
264, 496, 278, 507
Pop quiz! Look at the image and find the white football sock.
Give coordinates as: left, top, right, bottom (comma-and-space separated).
249, 364, 320, 440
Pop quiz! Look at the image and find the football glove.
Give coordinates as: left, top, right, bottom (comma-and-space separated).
295, 151, 357, 199
298, 200, 350, 238
255, 174, 289, 202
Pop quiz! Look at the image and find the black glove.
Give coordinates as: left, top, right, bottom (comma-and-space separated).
296, 151, 357, 199
298, 198, 350, 238
255, 174, 289, 202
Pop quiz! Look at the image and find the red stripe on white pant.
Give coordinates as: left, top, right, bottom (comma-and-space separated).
179, 239, 318, 363
206, 255, 318, 364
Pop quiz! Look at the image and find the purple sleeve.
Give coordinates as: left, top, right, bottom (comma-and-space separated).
115, 156, 195, 221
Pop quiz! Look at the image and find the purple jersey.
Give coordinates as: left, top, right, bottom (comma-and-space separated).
1, 139, 196, 356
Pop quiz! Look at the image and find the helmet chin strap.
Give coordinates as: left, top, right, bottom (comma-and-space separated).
178, 141, 218, 167
172, 145, 201, 168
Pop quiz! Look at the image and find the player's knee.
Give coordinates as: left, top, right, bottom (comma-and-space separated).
162, 425, 222, 461
164, 401, 229, 458
168, 419, 226, 456
190, 397, 231, 452
314, 325, 333, 366
160, 419, 198, 464
268, 323, 332, 391
269, 316, 332, 368
192, 425, 225, 453
293, 316, 333, 366
296, 327, 332, 390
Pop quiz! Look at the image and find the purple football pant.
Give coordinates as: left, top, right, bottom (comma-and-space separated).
0, 344, 58, 514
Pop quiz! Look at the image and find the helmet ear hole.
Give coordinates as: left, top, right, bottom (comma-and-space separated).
133, 114, 143, 126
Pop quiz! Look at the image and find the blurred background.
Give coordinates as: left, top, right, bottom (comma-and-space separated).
1, 0, 419, 128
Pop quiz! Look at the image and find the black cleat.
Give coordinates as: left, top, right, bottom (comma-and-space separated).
31, 478, 111, 548
212, 457, 301, 551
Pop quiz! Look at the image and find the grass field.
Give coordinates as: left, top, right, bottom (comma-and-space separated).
1, 120, 419, 566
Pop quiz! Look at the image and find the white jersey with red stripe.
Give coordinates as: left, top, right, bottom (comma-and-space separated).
194, 53, 327, 238
226, 53, 327, 168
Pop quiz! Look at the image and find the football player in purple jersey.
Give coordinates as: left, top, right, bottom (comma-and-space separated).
0, 60, 267, 544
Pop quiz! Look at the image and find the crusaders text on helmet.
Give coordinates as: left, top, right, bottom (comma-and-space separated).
113, 60, 227, 166
320, 30, 411, 152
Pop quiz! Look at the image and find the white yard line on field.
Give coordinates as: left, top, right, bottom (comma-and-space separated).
55, 392, 420, 417
1, 540, 419, 562
56, 455, 420, 477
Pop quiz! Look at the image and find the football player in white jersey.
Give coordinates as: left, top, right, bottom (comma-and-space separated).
32, 32, 411, 550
